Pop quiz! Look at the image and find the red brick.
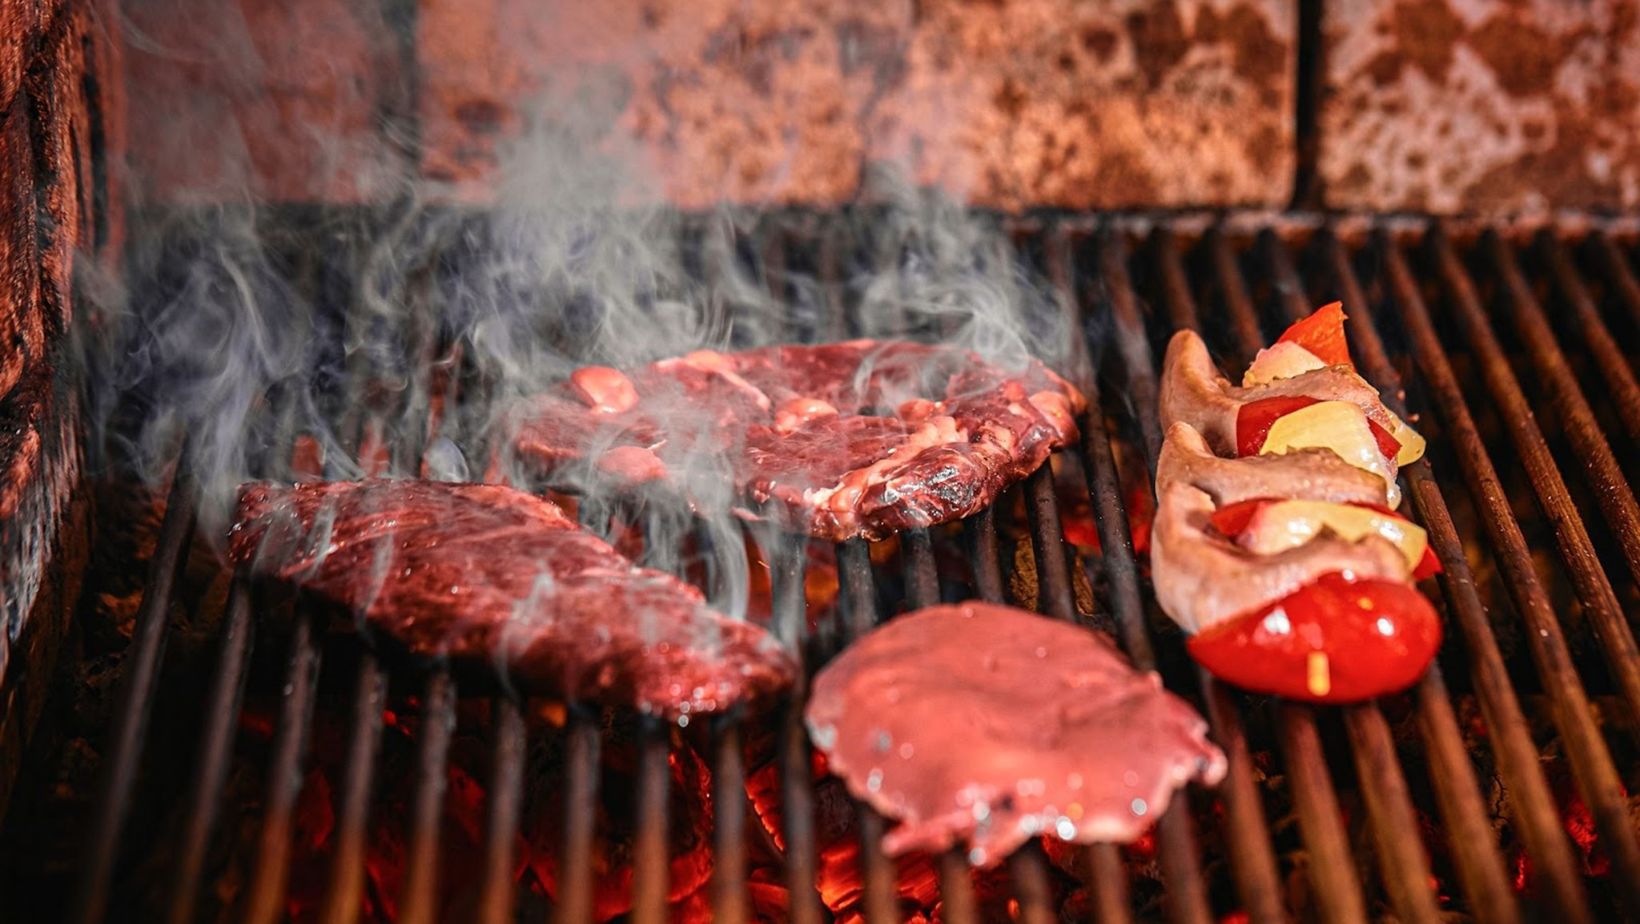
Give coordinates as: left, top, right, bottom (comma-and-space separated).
26, 1, 124, 315
124, 0, 406, 204
27, 5, 89, 329
1320, 0, 1640, 214
0, 100, 41, 403
416, 0, 1295, 210
869, 0, 1296, 210
0, 1, 42, 112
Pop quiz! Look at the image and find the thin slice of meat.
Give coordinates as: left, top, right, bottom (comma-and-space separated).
805, 602, 1225, 865
229, 480, 795, 720
1158, 329, 1396, 455
511, 340, 1085, 541
1158, 421, 1388, 509
1150, 482, 1410, 634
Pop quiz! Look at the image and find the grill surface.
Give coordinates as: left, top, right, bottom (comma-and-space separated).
54, 215, 1640, 923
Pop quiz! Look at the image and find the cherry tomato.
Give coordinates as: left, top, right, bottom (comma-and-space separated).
1276, 301, 1353, 368
1186, 572, 1442, 703
1234, 395, 1402, 462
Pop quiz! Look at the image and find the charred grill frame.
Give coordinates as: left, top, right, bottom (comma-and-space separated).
51, 214, 1640, 923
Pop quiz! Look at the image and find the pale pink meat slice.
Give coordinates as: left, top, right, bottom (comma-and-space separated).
806, 602, 1225, 865
1157, 421, 1389, 508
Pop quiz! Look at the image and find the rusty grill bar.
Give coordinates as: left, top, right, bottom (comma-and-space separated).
64, 216, 1640, 923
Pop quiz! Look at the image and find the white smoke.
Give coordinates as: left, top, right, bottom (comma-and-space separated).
84, 0, 1079, 624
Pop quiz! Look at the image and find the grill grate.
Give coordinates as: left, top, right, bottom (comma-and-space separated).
58, 216, 1640, 923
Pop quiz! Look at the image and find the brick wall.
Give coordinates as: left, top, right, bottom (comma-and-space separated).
0, 0, 119, 819
1318, 0, 1640, 214
127, 0, 1298, 210
122, 0, 1640, 215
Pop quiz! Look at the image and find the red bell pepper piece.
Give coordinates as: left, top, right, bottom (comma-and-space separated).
1235, 395, 1401, 462
1276, 301, 1352, 368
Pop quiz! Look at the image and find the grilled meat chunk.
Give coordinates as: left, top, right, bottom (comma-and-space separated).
512, 340, 1085, 541
230, 480, 795, 719
805, 602, 1225, 865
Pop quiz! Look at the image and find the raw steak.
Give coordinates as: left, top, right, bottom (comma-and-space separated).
805, 602, 1225, 865
229, 480, 795, 719
512, 340, 1085, 541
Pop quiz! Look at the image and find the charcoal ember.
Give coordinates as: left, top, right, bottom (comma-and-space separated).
1320, 0, 1640, 214
1005, 537, 1101, 625
230, 479, 795, 719
521, 714, 715, 921
807, 602, 1225, 865
0, 98, 40, 403
513, 341, 1085, 542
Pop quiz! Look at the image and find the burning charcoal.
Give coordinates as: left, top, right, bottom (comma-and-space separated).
807, 602, 1224, 866
522, 719, 715, 921
230, 479, 795, 719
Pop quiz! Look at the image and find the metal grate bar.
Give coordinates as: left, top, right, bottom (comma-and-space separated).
1076, 374, 1215, 924
1381, 229, 1636, 914
1324, 228, 1533, 924
480, 699, 527, 924
1009, 843, 1057, 924
165, 578, 256, 924
1084, 843, 1132, 924
1260, 232, 1441, 924
1488, 233, 1640, 591
242, 611, 324, 924
630, 722, 670, 924
1429, 227, 1640, 735
711, 716, 750, 924
835, 538, 900, 924
1018, 442, 1128, 923
1428, 226, 1640, 908
1205, 227, 1263, 369
964, 508, 1006, 603
1277, 708, 1368, 924
897, 524, 981, 924
1340, 705, 1442, 924
1589, 230, 1640, 333
1137, 228, 1285, 924
557, 709, 603, 924
1097, 229, 1163, 463
767, 532, 824, 924
1539, 232, 1640, 451
1259, 228, 1313, 326
398, 669, 456, 924
901, 528, 940, 609
69, 454, 199, 924
1024, 466, 1077, 623
318, 654, 388, 924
